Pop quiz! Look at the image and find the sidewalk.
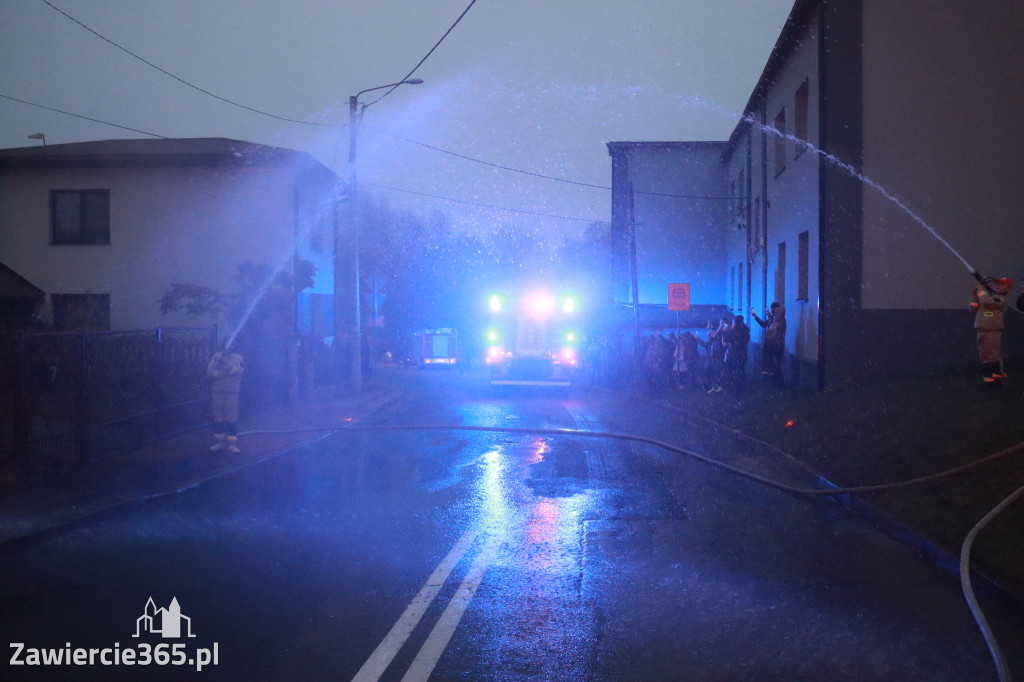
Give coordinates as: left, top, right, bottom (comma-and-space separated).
639, 367, 1024, 604
0, 381, 401, 548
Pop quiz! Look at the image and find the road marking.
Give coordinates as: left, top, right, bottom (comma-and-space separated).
401, 536, 501, 682
351, 530, 476, 682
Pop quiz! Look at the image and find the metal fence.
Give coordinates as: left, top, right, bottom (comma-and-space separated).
0, 328, 216, 478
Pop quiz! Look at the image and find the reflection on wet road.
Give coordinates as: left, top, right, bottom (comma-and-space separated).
1, 369, 1022, 681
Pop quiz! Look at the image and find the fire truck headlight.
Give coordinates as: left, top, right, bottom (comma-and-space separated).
485, 326, 502, 345
560, 293, 579, 314
488, 293, 504, 312
563, 330, 578, 345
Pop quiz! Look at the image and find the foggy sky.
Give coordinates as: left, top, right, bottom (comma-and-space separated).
0, 0, 794, 240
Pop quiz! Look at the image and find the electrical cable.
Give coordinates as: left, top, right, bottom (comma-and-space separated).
38, 0, 337, 127
365, 123, 734, 201
1, 93, 175, 140
364, 181, 599, 223
1, 91, 601, 223
363, 0, 479, 109
0, 93, 297, 157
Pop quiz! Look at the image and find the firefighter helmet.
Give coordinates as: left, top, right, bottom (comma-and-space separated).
993, 277, 1013, 294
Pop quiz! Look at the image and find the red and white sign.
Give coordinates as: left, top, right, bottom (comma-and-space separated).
668, 283, 690, 311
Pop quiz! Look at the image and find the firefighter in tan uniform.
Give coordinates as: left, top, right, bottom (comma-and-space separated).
207, 342, 245, 451
969, 278, 1012, 386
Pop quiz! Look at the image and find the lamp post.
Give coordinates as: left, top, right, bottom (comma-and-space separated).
342, 78, 423, 390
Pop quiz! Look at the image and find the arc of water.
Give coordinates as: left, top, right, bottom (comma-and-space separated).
681, 95, 982, 278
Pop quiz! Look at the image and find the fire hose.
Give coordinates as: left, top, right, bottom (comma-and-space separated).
238, 420, 1022, 680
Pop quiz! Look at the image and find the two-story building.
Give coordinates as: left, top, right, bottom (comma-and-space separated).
609, 0, 1024, 388
0, 137, 338, 341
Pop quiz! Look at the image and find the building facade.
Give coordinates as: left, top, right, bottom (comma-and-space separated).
610, 0, 1024, 388
0, 137, 338, 341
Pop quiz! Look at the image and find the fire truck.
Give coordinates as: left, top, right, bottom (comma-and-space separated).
483, 289, 581, 387
408, 328, 458, 367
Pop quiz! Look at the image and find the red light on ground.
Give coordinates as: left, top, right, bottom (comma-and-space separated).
785, 420, 795, 428
344, 417, 354, 422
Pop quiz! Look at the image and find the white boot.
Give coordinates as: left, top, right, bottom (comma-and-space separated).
226, 435, 240, 453
209, 433, 225, 451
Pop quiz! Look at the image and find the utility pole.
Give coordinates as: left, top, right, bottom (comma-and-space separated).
343, 79, 423, 391
348, 94, 362, 390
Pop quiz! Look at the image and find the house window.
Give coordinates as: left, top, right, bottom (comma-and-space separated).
731, 265, 736, 310
754, 196, 762, 251
737, 170, 746, 222
794, 79, 809, 158
775, 242, 786, 304
798, 231, 809, 301
773, 109, 786, 177
51, 190, 110, 245
738, 262, 744, 313
52, 293, 110, 330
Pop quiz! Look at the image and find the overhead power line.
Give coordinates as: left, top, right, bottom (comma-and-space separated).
1, 93, 174, 140
365, 123, 608, 190
39, 0, 338, 127
365, 124, 734, 201
1, 92, 600, 223
365, 181, 600, 223
365, 0, 479, 109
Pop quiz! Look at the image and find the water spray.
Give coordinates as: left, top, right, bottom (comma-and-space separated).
225, 262, 286, 349
223, 190, 338, 349
679, 95, 992, 286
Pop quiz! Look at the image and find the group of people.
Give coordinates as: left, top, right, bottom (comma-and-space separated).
642, 302, 787, 395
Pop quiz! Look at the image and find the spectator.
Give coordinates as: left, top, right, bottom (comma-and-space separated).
752, 302, 786, 385
676, 331, 703, 388
701, 315, 731, 393
723, 315, 750, 394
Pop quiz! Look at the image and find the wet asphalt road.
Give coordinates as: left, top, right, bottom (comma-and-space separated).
2, 368, 1023, 681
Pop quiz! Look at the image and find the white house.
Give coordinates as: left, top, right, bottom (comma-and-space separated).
0, 137, 338, 341
609, 0, 1024, 388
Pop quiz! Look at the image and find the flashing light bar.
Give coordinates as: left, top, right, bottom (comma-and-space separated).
525, 291, 556, 319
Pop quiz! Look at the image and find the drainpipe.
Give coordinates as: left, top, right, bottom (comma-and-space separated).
761, 102, 769, 321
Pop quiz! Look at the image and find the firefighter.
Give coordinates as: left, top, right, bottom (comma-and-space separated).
969, 277, 1012, 386
208, 341, 245, 451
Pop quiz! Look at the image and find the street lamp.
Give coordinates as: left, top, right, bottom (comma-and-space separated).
342, 78, 423, 390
